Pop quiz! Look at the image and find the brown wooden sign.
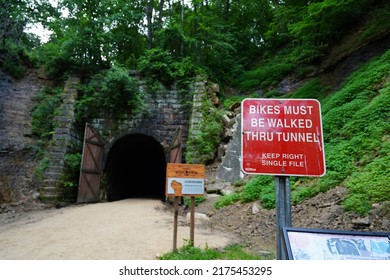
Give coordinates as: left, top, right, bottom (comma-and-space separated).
165, 163, 205, 197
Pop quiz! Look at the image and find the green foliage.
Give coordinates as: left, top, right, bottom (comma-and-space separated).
76, 65, 145, 121
215, 176, 275, 210
160, 243, 220, 260
33, 156, 50, 183
186, 94, 223, 164
159, 243, 263, 260
291, 183, 320, 205
289, 78, 330, 100
343, 145, 390, 216
137, 48, 176, 88
322, 97, 369, 142
184, 196, 206, 207
185, 113, 223, 164
263, 89, 283, 98
215, 245, 266, 260
63, 152, 81, 180
357, 6, 390, 44
288, 0, 366, 47
214, 193, 241, 209
2, 0, 388, 219
41, 42, 74, 81
58, 152, 82, 203
137, 49, 202, 89
221, 95, 247, 110
235, 60, 293, 91
34, 157, 49, 183
322, 50, 390, 115
288, 44, 326, 65
0, 39, 32, 79
0, 0, 44, 78
340, 86, 390, 140
31, 87, 62, 139
64, 153, 82, 174
289, 50, 390, 211
241, 176, 275, 209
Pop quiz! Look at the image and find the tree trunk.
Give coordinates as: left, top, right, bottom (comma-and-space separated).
181, 0, 184, 57
146, 0, 154, 49
157, 0, 164, 30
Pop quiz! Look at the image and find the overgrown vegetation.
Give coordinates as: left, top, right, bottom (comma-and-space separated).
75, 66, 145, 122
185, 84, 223, 164
59, 152, 82, 202
137, 48, 204, 90
31, 87, 63, 140
160, 243, 267, 260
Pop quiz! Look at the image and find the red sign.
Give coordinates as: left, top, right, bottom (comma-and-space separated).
241, 98, 326, 176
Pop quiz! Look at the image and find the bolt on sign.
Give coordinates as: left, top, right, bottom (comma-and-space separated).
166, 163, 205, 196
241, 98, 326, 177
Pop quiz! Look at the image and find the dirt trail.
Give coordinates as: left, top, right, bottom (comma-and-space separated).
0, 199, 235, 260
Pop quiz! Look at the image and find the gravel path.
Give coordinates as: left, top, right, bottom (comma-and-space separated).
0, 199, 235, 260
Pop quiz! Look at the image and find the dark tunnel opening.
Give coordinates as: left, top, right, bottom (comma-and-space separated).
104, 134, 166, 201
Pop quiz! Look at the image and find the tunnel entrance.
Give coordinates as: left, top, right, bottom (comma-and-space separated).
104, 134, 167, 201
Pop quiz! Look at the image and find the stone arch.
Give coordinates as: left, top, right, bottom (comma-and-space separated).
104, 133, 167, 201
105, 128, 166, 154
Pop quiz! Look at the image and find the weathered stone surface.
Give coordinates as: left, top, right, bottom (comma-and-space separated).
205, 181, 231, 194
0, 70, 43, 204
0, 70, 41, 152
216, 114, 243, 183
185, 212, 210, 225
42, 77, 80, 199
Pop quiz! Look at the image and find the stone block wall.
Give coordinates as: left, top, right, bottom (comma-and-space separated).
41, 77, 81, 200
41, 75, 200, 200
91, 80, 193, 160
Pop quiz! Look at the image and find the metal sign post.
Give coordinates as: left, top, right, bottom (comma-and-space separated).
241, 98, 326, 260
275, 176, 292, 260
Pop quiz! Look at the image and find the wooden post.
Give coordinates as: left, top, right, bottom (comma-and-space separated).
173, 196, 179, 251
189, 196, 195, 246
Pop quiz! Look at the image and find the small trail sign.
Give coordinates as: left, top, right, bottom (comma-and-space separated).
165, 163, 205, 251
166, 163, 205, 196
241, 98, 326, 177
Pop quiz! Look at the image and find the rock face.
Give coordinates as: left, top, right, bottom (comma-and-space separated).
0, 70, 44, 205
0, 70, 41, 151
216, 112, 243, 184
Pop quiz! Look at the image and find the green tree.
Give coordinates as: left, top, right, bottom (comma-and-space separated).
0, 0, 57, 77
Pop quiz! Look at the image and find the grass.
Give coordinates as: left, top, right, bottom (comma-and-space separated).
159, 244, 272, 260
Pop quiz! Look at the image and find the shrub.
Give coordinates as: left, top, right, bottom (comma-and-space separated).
241, 176, 275, 209
76, 65, 145, 121
59, 152, 82, 202
31, 87, 62, 139
343, 153, 390, 216
235, 60, 293, 91
289, 78, 330, 100
185, 99, 223, 164
214, 193, 241, 209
